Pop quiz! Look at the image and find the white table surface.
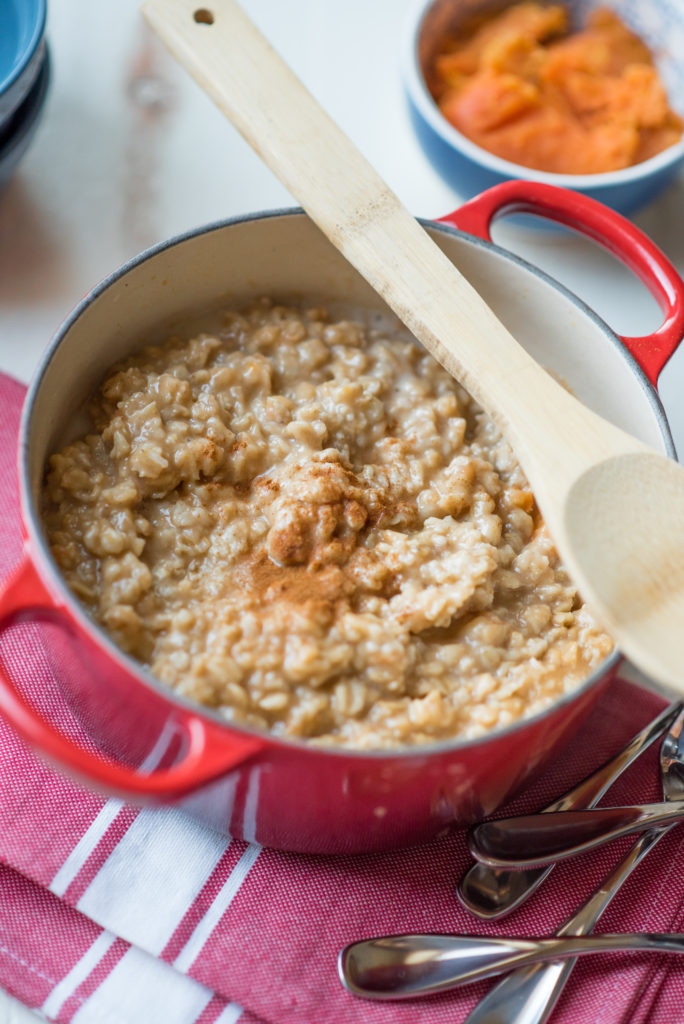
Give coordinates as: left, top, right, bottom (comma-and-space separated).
1, 0, 683, 1019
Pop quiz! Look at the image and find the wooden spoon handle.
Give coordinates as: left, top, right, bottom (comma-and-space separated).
140, 0, 605, 474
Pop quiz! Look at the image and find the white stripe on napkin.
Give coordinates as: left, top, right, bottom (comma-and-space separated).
178, 773, 240, 837
49, 720, 178, 898
241, 768, 261, 845
173, 843, 261, 973
41, 930, 120, 1019
215, 1004, 244, 1023
50, 800, 125, 897
139, 718, 184, 773
77, 807, 228, 954
69, 945, 216, 1024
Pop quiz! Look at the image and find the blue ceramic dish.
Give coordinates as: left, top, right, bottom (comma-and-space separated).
0, 46, 50, 193
402, 0, 684, 215
0, 0, 47, 133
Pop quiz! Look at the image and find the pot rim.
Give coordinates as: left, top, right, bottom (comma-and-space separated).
19, 205, 675, 762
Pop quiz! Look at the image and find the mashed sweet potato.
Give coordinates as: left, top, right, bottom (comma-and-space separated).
428, 3, 683, 173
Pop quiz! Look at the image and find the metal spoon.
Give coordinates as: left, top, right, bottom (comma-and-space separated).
468, 796, 684, 869
338, 932, 684, 1000
462, 703, 684, 1024
141, 0, 684, 696
459, 701, 681, 919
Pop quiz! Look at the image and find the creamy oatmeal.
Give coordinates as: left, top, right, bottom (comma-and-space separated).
43, 300, 613, 748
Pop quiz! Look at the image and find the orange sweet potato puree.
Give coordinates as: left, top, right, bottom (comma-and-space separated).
428, 3, 683, 173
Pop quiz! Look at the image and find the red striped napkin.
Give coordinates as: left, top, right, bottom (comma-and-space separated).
1, 372, 684, 1024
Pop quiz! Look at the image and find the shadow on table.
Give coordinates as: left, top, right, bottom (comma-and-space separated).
0, 178, 71, 306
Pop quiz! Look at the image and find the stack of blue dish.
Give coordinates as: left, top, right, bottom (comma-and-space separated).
0, 0, 49, 191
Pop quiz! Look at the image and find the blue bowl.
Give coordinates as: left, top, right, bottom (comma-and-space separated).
402, 0, 684, 216
0, 0, 47, 133
0, 45, 50, 192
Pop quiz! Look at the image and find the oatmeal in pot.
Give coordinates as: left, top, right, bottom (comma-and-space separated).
43, 300, 613, 748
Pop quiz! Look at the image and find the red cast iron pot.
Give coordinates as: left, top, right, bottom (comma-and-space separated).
1, 181, 683, 855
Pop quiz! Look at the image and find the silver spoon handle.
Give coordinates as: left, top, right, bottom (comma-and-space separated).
458, 702, 681, 919
339, 930, 684, 1000
464, 827, 668, 1024
468, 800, 683, 867
550, 703, 682, 811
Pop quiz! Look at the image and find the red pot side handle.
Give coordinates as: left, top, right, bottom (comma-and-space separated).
438, 181, 684, 388
0, 546, 264, 799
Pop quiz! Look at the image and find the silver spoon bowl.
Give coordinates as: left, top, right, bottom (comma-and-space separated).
339, 932, 684, 1000
468, 798, 684, 868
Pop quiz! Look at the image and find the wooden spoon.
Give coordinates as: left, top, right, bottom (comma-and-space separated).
141, 0, 684, 693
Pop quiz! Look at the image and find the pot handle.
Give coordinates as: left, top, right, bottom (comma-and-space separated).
438, 181, 684, 388
0, 547, 264, 798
